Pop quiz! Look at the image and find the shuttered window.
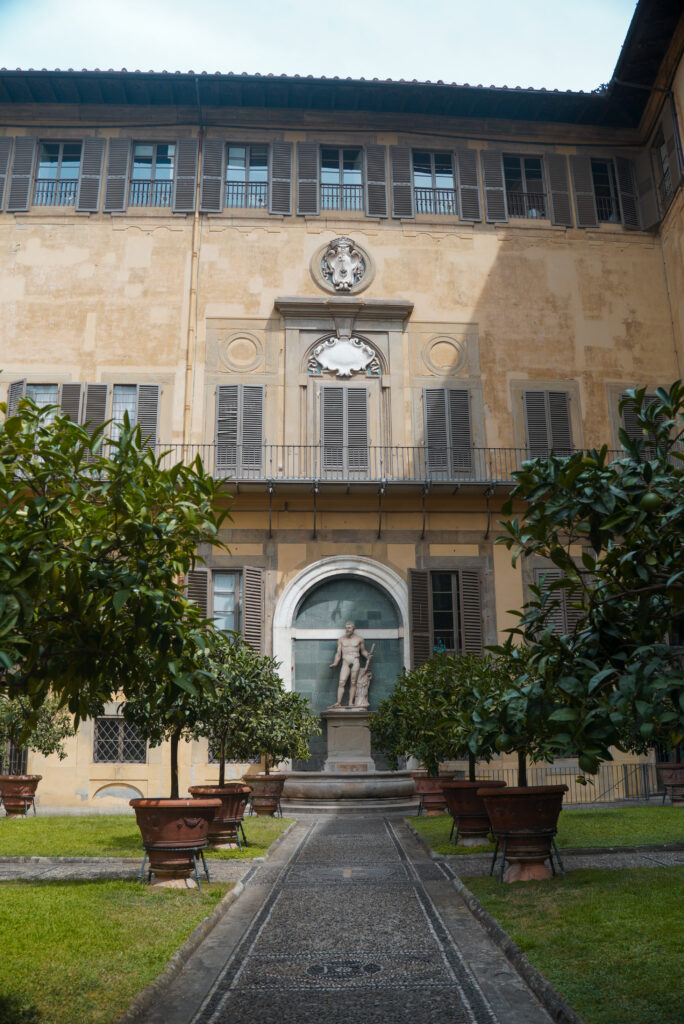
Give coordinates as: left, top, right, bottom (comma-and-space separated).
9, 382, 83, 424
225, 144, 268, 209
534, 568, 583, 636
523, 390, 573, 458
215, 384, 264, 475
129, 143, 175, 207
408, 568, 484, 667
620, 391, 659, 455
0, 137, 12, 210
33, 141, 82, 207
654, 101, 682, 214
503, 155, 546, 219
186, 566, 265, 653
110, 383, 160, 448
424, 388, 473, 475
321, 385, 369, 474
591, 159, 620, 223
412, 152, 458, 215
320, 147, 363, 211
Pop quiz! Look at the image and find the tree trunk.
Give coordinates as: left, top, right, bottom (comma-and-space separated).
218, 734, 226, 788
468, 752, 476, 783
517, 749, 528, 788
170, 728, 181, 799
264, 756, 270, 776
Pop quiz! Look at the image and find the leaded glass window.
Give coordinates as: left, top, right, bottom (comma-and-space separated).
93, 718, 146, 763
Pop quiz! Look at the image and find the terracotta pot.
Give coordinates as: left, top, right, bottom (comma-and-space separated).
656, 763, 684, 805
411, 772, 450, 815
129, 797, 221, 882
441, 779, 507, 845
189, 784, 252, 845
245, 773, 285, 817
0, 775, 42, 817
479, 785, 568, 883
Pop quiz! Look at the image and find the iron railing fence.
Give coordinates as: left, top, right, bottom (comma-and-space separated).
414, 187, 458, 215
146, 443, 682, 485
475, 761, 666, 805
506, 190, 547, 219
32, 179, 78, 206
320, 183, 364, 211
0, 743, 28, 776
225, 181, 268, 208
128, 179, 173, 207
596, 196, 620, 222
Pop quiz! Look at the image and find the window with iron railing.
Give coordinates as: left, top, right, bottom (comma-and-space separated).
0, 742, 28, 775
225, 144, 268, 208
129, 143, 174, 207
503, 154, 547, 219
320, 147, 363, 210
591, 159, 620, 222
412, 151, 458, 215
33, 141, 82, 206
93, 717, 146, 763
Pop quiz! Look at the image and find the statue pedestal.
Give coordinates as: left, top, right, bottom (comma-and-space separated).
321, 708, 375, 773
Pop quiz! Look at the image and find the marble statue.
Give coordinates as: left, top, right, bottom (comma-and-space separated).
329, 622, 375, 709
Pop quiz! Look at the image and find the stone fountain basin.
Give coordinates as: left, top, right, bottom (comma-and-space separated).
283, 770, 416, 801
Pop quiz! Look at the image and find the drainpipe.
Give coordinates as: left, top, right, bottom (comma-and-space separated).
183, 83, 204, 446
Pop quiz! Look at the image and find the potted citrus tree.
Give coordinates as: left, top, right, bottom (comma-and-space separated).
188, 635, 285, 843
0, 693, 74, 816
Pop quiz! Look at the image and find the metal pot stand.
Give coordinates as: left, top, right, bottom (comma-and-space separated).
489, 831, 567, 883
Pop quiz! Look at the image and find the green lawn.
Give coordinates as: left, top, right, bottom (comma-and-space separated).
0, 878, 231, 1024
466, 867, 684, 1024
410, 805, 684, 856
0, 814, 291, 860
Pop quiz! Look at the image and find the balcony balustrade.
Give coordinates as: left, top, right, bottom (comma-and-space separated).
414, 187, 458, 215
225, 181, 268, 208
128, 179, 173, 207
505, 190, 547, 219
32, 179, 78, 206
320, 183, 364, 211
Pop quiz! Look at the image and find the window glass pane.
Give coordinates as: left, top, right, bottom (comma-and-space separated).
61, 143, 82, 179
214, 572, 240, 633
111, 385, 137, 442
413, 151, 432, 188
431, 572, 458, 652
590, 160, 611, 198
321, 148, 340, 184
154, 144, 174, 179
503, 155, 523, 192
249, 145, 268, 183
132, 144, 153, 179
434, 153, 454, 188
37, 143, 59, 179
26, 384, 58, 425
342, 149, 362, 185
524, 157, 543, 186
226, 145, 247, 182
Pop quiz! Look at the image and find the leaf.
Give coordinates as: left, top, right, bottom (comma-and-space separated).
549, 708, 579, 722
113, 590, 131, 614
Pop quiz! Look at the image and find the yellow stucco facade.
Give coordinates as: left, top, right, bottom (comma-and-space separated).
1, 3, 683, 811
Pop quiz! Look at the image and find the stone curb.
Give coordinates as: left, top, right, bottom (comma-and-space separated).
450, 873, 587, 1024
113, 819, 295, 1024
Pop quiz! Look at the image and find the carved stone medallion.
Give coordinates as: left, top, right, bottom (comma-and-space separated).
310, 236, 374, 295
308, 336, 381, 377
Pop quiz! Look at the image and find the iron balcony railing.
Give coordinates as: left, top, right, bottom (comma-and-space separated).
128, 179, 173, 207
414, 187, 458, 215
32, 179, 78, 206
475, 761, 666, 806
506, 190, 547, 219
320, 183, 364, 211
225, 181, 268, 208
596, 196, 620, 223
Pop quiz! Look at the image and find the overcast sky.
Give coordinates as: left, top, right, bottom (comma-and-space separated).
0, 0, 636, 93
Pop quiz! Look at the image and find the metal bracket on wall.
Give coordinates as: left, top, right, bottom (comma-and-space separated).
421, 484, 429, 540
483, 486, 495, 540
377, 481, 386, 539
267, 482, 275, 539
312, 481, 319, 539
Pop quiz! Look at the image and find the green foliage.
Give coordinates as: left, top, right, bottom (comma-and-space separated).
0, 400, 228, 724
0, 691, 74, 762
250, 687, 321, 774
369, 652, 500, 776
498, 382, 684, 773
189, 634, 293, 784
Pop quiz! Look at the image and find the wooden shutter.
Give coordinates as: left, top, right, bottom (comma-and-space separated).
321, 385, 345, 470
365, 145, 388, 218
6, 380, 26, 416
635, 150, 659, 231
136, 384, 160, 449
535, 568, 566, 635
570, 156, 598, 228
448, 389, 473, 473
524, 391, 551, 457
545, 154, 573, 227
103, 138, 131, 212
481, 150, 507, 222
269, 141, 292, 215
424, 388, 449, 473
82, 383, 110, 439
661, 100, 682, 193
0, 137, 12, 210
241, 385, 264, 472
172, 138, 199, 213
6, 136, 36, 212
59, 383, 83, 421
297, 142, 319, 215
615, 157, 639, 230
346, 387, 369, 471
76, 137, 105, 212
548, 392, 573, 454
186, 568, 210, 617
456, 148, 481, 222
459, 570, 484, 654
242, 566, 264, 653
389, 146, 413, 218
199, 137, 224, 213
216, 384, 239, 471
408, 568, 432, 668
